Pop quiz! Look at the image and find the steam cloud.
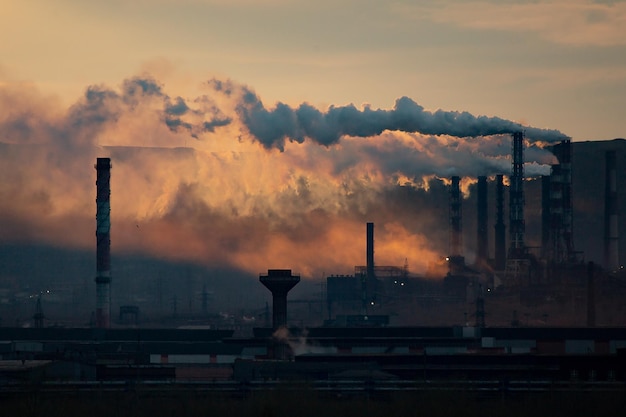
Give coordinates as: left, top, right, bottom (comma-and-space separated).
0, 74, 567, 280
236, 91, 568, 150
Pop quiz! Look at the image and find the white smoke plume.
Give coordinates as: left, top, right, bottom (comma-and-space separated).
0, 74, 566, 278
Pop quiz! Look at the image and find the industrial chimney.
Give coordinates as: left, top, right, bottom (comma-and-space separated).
541, 175, 551, 261
476, 176, 488, 268
367, 222, 374, 282
448, 176, 465, 274
604, 151, 620, 271
494, 174, 506, 270
509, 132, 525, 259
95, 158, 112, 328
364, 222, 377, 312
449, 176, 462, 257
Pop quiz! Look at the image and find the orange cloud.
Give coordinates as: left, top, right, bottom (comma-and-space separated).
0, 74, 559, 279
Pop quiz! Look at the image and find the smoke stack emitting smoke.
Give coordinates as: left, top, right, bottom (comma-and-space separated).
0, 73, 569, 279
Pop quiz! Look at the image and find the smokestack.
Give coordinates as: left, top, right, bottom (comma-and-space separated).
367, 222, 374, 280
494, 174, 506, 270
604, 150, 620, 271
449, 176, 462, 257
541, 175, 551, 260
509, 132, 525, 259
95, 157, 112, 328
476, 176, 488, 267
364, 222, 377, 313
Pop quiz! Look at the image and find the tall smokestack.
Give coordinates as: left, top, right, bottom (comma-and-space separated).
95, 158, 111, 328
449, 176, 462, 257
495, 174, 506, 270
364, 222, 376, 312
366, 222, 374, 280
476, 176, 488, 267
509, 132, 525, 259
541, 175, 551, 260
604, 151, 619, 271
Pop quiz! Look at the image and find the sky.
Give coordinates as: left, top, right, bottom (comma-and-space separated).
0, 0, 625, 282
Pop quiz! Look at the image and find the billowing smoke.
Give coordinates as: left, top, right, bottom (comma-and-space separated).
0, 74, 567, 283
236, 91, 568, 150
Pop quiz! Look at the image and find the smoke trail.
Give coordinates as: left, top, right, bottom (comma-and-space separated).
231, 85, 569, 150
0, 74, 568, 279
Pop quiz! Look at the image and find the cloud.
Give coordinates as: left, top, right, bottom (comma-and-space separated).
396, 0, 626, 47
230, 86, 568, 150
0, 74, 565, 279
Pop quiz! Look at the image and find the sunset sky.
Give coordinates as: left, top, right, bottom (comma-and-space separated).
1, 0, 625, 281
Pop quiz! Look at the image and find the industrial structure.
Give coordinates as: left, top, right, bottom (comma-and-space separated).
494, 174, 506, 271
604, 150, 620, 271
259, 269, 300, 330
3, 136, 626, 401
448, 176, 464, 274
95, 157, 112, 328
543, 139, 575, 266
475, 176, 488, 269
502, 132, 531, 286
259, 269, 300, 359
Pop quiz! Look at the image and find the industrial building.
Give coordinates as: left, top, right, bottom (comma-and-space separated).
2, 138, 626, 394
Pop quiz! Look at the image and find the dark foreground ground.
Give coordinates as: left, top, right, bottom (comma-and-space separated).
2, 386, 625, 417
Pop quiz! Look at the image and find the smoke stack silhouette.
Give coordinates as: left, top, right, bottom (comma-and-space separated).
449, 176, 462, 258
541, 175, 551, 260
95, 158, 111, 328
604, 151, 620, 271
366, 222, 375, 284
509, 132, 525, 259
476, 176, 488, 268
495, 174, 506, 270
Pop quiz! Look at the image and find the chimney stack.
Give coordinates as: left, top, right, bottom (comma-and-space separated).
541, 175, 551, 260
449, 176, 462, 257
509, 132, 525, 259
494, 174, 506, 270
476, 176, 488, 267
95, 158, 112, 328
366, 222, 374, 281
